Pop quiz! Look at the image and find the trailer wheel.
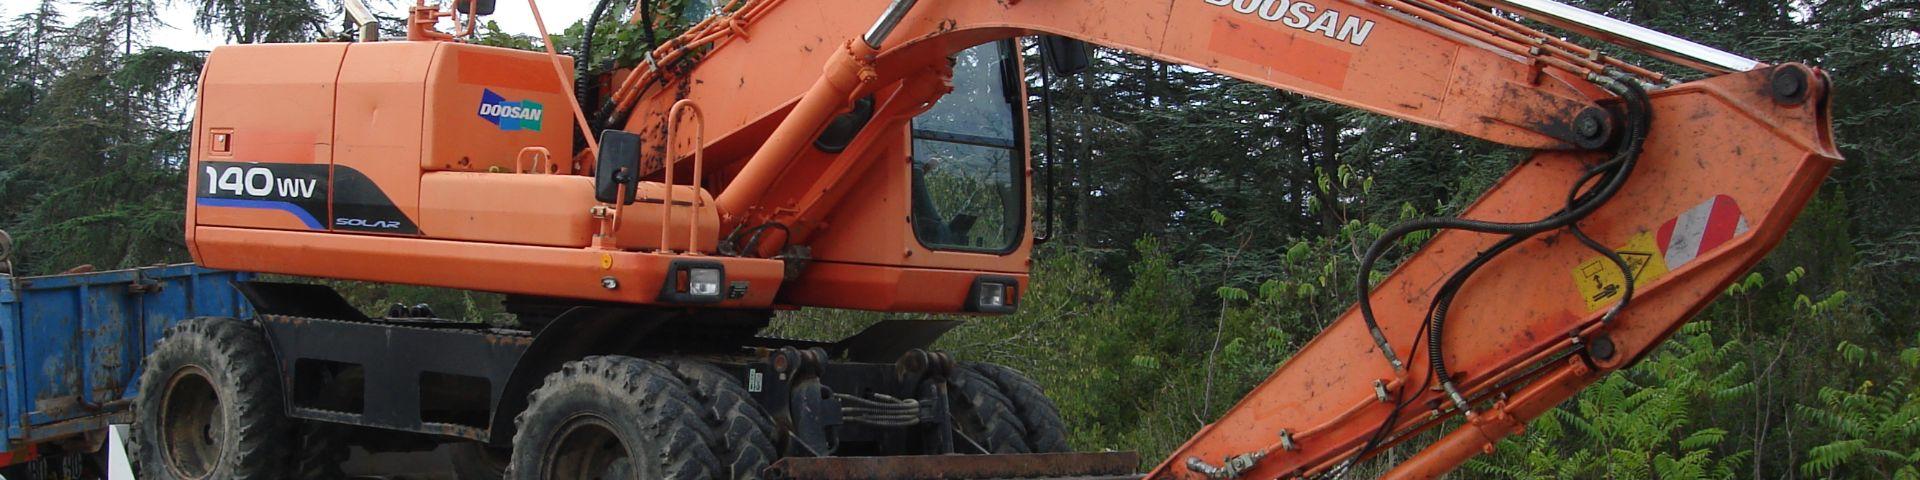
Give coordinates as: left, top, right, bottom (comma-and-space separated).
662, 359, 779, 479
506, 356, 720, 480
948, 366, 1031, 454
129, 317, 288, 480
966, 363, 1073, 453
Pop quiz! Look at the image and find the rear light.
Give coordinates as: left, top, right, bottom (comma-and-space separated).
658, 260, 726, 304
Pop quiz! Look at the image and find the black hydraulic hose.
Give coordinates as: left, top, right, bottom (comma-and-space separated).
1353, 73, 1652, 370
1337, 76, 1653, 477
1423, 75, 1651, 412
1418, 173, 1624, 412
1567, 196, 1635, 323
1351, 233, 1523, 462
1424, 234, 1529, 408
726, 222, 791, 257
637, 0, 657, 55
577, 0, 617, 133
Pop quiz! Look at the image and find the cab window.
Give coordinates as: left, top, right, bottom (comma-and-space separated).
910, 41, 1024, 252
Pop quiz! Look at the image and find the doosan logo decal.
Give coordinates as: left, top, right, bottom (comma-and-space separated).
478, 89, 544, 131
1204, 0, 1378, 46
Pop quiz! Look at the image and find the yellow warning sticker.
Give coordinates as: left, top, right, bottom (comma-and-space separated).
1572, 231, 1671, 311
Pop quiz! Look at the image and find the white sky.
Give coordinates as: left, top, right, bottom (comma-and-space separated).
0, 0, 597, 51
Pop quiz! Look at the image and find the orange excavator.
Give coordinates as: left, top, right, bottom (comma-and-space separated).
131, 0, 1837, 478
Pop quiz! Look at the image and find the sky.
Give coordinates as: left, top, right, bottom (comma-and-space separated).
0, 0, 598, 51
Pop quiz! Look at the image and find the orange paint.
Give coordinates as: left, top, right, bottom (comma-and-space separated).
455, 49, 568, 93
1209, 16, 1353, 89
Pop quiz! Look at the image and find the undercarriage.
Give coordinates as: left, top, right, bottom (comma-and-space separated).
129, 282, 1128, 479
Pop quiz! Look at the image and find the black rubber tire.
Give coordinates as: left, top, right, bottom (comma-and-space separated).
448, 441, 510, 480
286, 422, 350, 480
661, 359, 780, 479
948, 366, 1031, 454
966, 363, 1073, 453
506, 356, 721, 480
129, 317, 289, 480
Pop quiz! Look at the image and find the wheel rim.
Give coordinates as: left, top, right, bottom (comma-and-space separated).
159, 366, 223, 479
543, 415, 633, 480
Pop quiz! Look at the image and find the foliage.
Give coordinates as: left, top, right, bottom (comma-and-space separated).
1465, 322, 1755, 480
0, 2, 202, 274
1797, 333, 1920, 479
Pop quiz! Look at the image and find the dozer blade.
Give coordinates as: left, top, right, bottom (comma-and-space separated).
766, 452, 1144, 480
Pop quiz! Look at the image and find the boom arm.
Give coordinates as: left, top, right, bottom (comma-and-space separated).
606, 0, 1839, 477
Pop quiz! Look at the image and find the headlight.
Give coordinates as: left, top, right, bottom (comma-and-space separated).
966, 276, 1019, 313
977, 282, 1007, 308
689, 267, 722, 296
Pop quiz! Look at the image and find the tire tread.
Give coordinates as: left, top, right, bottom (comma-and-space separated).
967, 362, 1072, 453
949, 366, 1031, 454
130, 317, 290, 480
508, 356, 721, 480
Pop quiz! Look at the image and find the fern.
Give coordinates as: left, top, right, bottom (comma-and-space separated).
1796, 335, 1920, 478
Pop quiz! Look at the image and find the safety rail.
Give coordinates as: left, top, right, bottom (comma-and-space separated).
515, 146, 552, 174
662, 99, 707, 254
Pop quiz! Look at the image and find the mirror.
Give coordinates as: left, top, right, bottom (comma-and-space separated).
595, 130, 641, 204
1040, 35, 1092, 76
455, 0, 495, 16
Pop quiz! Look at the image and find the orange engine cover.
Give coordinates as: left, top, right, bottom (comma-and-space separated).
189, 41, 576, 236
186, 41, 769, 307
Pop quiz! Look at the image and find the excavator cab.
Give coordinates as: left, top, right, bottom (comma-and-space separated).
774, 40, 1036, 312
907, 41, 1024, 253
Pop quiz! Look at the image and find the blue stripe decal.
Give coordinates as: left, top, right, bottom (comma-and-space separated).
198, 198, 324, 230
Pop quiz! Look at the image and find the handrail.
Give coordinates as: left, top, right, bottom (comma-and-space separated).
662, 100, 707, 254
515, 146, 552, 174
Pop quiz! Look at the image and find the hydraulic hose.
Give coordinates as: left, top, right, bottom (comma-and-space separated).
1354, 72, 1651, 370
1336, 75, 1653, 478
574, 0, 617, 147
1422, 74, 1652, 412
577, 0, 661, 137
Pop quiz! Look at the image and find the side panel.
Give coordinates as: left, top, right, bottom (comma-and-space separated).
423, 43, 575, 174
190, 44, 347, 235
332, 42, 435, 236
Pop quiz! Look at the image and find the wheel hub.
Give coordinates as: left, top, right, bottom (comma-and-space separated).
544, 415, 633, 480
159, 366, 223, 479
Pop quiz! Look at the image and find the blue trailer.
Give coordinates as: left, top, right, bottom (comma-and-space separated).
0, 264, 253, 477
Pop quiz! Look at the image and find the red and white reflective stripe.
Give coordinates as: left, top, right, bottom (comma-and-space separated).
1655, 194, 1749, 269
